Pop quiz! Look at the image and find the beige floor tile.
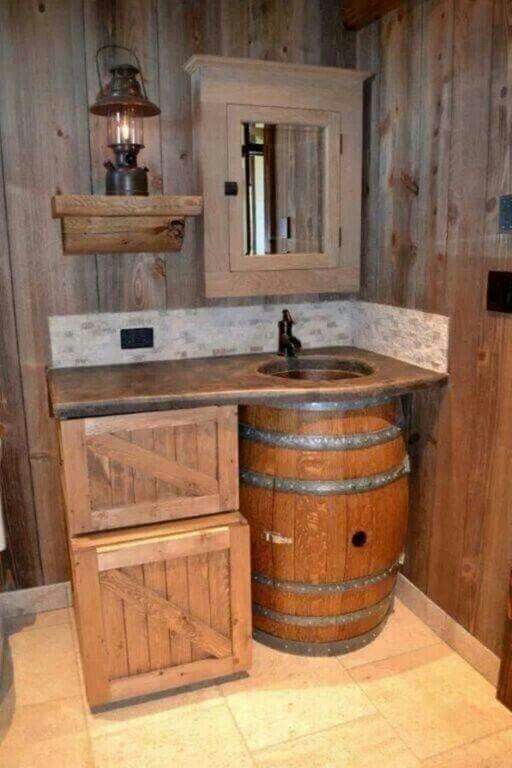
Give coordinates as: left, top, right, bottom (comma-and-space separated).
5, 607, 71, 634
86, 683, 224, 738
91, 701, 253, 768
349, 643, 512, 760
0, 732, 93, 768
339, 600, 440, 669
6, 623, 81, 706
228, 639, 342, 683
0, 695, 87, 752
222, 642, 376, 751
422, 728, 512, 767
253, 713, 420, 768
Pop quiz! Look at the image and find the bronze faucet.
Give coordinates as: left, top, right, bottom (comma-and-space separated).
278, 309, 302, 357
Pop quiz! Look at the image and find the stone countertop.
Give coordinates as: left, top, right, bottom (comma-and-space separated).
48, 347, 448, 420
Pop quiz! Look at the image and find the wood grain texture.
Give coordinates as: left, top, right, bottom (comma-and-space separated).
52, 195, 202, 217
0, 0, 357, 586
59, 407, 237, 535
498, 570, 512, 710
101, 568, 232, 658
71, 512, 249, 706
83, 0, 166, 311
189, 54, 367, 298
0, 0, 98, 584
71, 546, 111, 706
61, 219, 185, 255
0, 125, 41, 588
358, 0, 512, 657
239, 402, 407, 644
343, 0, 407, 30
49, 346, 447, 421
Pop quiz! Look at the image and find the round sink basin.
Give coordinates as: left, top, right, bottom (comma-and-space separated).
258, 356, 374, 382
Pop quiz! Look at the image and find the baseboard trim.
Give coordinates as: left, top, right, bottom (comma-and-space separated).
0, 581, 71, 619
397, 574, 500, 686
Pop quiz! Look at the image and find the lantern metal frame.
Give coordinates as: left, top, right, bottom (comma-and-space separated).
90, 44, 161, 196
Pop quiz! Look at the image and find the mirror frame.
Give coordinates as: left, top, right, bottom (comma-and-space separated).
227, 105, 341, 272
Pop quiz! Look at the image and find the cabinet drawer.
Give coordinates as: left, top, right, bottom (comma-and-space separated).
59, 406, 239, 535
71, 512, 251, 707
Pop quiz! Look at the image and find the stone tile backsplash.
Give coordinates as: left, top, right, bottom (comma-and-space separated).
351, 301, 449, 373
49, 299, 449, 373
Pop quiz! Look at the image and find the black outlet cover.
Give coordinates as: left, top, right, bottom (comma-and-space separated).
487, 271, 512, 314
120, 327, 154, 349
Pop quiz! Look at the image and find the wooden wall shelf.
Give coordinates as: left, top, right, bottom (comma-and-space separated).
51, 194, 203, 255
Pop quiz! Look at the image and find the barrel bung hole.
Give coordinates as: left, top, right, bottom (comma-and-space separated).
352, 530, 367, 548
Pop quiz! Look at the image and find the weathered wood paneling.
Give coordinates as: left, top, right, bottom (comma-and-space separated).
343, 0, 407, 30
0, 0, 99, 584
359, 0, 512, 656
0, 0, 356, 587
0, 136, 42, 588
84, 0, 166, 310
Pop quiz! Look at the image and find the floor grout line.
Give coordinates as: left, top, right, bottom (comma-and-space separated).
343, 644, 512, 764
247, 711, 381, 757
218, 685, 258, 767
416, 724, 512, 765
6, 607, 511, 767
218, 647, 382, 756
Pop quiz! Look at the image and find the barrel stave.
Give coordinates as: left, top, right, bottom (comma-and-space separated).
252, 573, 396, 617
239, 401, 408, 652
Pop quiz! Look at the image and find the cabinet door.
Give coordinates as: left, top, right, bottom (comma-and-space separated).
227, 104, 341, 273
60, 406, 238, 535
71, 513, 251, 707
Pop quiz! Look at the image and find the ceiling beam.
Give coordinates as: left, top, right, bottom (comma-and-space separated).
342, 0, 405, 30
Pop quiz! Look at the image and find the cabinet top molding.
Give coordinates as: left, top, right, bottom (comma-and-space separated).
184, 55, 372, 84
52, 195, 203, 219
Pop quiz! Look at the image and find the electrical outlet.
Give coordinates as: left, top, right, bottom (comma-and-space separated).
120, 327, 154, 349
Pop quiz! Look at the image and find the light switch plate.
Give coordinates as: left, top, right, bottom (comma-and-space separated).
487, 271, 512, 313
498, 195, 512, 233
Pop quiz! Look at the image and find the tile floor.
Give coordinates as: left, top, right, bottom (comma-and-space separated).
1, 599, 511, 767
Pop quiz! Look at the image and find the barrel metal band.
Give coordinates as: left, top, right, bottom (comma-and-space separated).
269, 395, 396, 412
239, 422, 402, 451
240, 455, 410, 495
253, 611, 392, 656
252, 560, 400, 595
253, 594, 392, 627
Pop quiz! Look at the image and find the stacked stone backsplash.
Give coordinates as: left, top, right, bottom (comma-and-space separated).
49, 299, 449, 373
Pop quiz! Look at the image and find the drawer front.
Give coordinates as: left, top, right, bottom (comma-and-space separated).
71, 514, 251, 707
60, 406, 239, 535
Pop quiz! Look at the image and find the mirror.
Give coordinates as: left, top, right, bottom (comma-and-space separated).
241, 122, 325, 256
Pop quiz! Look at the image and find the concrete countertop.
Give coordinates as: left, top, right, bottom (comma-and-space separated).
48, 347, 448, 420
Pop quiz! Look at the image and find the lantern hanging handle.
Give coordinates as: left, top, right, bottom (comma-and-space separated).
95, 44, 149, 100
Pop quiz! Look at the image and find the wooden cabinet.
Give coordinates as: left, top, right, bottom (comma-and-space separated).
58, 404, 251, 707
71, 513, 251, 707
185, 56, 370, 298
59, 406, 238, 535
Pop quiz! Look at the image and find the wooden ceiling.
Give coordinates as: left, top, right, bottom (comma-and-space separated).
342, 0, 405, 30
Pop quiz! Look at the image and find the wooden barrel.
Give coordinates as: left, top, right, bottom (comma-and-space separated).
239, 397, 409, 655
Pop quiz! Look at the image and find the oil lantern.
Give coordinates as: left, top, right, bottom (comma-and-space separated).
90, 45, 160, 196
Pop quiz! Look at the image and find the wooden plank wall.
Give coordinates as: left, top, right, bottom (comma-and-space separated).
0, 0, 355, 588
357, 0, 512, 656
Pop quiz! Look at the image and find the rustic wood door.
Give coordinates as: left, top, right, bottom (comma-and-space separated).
59, 406, 238, 535
71, 513, 251, 707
